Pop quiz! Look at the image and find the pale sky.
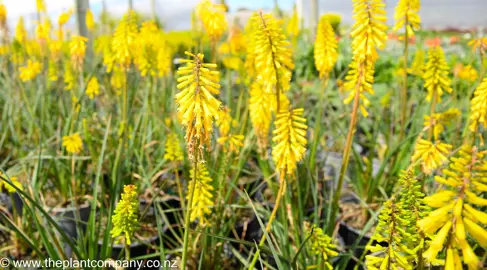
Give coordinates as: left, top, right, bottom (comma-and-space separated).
2, 0, 487, 31
1, 0, 294, 31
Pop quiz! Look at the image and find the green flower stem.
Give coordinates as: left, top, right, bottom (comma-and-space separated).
181, 150, 199, 269
327, 70, 361, 235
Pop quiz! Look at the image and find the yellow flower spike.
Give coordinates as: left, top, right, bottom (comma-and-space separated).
70, 35, 88, 72
419, 145, 487, 268
175, 52, 222, 158
286, 5, 299, 37
58, 9, 73, 26
111, 185, 139, 245
228, 25, 246, 54
411, 139, 452, 174
64, 61, 76, 90
216, 109, 236, 136
393, 0, 421, 37
350, 0, 388, 63
463, 217, 487, 248
423, 220, 452, 263
469, 77, 487, 132
272, 108, 308, 176
86, 9, 95, 31
304, 222, 337, 269
15, 16, 27, 43
314, 16, 338, 78
36, 0, 46, 13
48, 62, 58, 82
409, 49, 425, 76
110, 66, 124, 92
468, 37, 487, 54
49, 40, 63, 61
217, 134, 244, 153
19, 60, 42, 82
458, 65, 478, 82
35, 20, 51, 42
136, 20, 164, 77
86, 77, 100, 99
195, 0, 227, 41
186, 163, 214, 225
156, 41, 172, 77
343, 60, 377, 117
0, 4, 6, 27
250, 12, 294, 94
164, 133, 184, 161
423, 108, 460, 140
62, 133, 83, 154
111, 10, 138, 70
222, 56, 242, 71
423, 46, 452, 103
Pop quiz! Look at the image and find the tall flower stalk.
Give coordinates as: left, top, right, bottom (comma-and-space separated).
248, 108, 308, 270
328, 0, 387, 234
175, 51, 222, 269
251, 11, 294, 114
393, 0, 420, 138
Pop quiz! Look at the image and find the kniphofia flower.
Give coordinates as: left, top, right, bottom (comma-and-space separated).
411, 139, 451, 174
469, 77, 487, 132
19, 60, 42, 82
164, 133, 184, 161
305, 222, 338, 269
70, 35, 88, 72
186, 163, 214, 225
86, 9, 95, 31
314, 16, 338, 78
423, 108, 460, 140
420, 146, 487, 268
0, 4, 7, 29
111, 10, 138, 70
393, 0, 421, 37
195, 0, 227, 41
62, 133, 83, 154
423, 46, 452, 102
58, 9, 73, 27
86, 77, 100, 99
15, 17, 27, 43
272, 108, 308, 175
344, 0, 387, 117
111, 185, 139, 245
251, 12, 294, 94
175, 51, 222, 157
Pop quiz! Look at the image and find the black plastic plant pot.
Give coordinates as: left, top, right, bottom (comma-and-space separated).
52, 202, 92, 256
52, 203, 92, 239
230, 214, 262, 249
0, 192, 24, 217
109, 236, 161, 270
